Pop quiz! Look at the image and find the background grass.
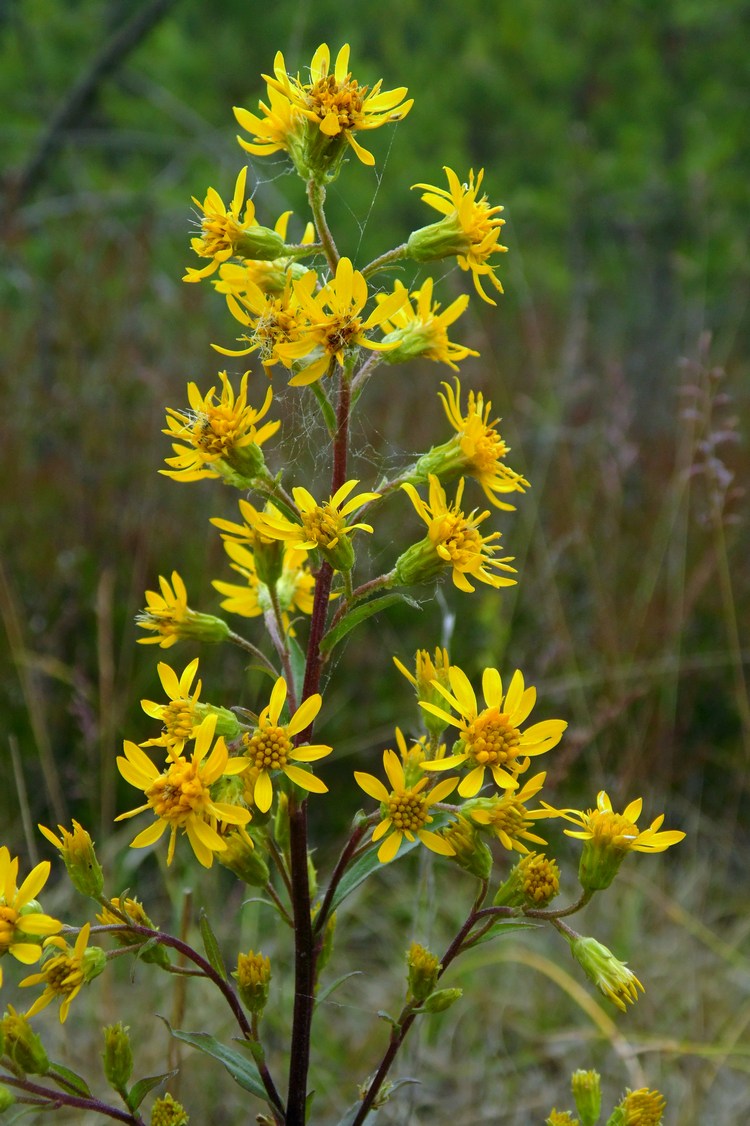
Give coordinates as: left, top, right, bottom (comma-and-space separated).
1, 0, 748, 1121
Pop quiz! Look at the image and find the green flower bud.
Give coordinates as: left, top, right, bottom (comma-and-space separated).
612, 1087, 666, 1125
407, 216, 473, 263
96, 896, 171, 970
569, 936, 644, 1012
217, 830, 269, 887
422, 987, 462, 1013
38, 820, 104, 898
571, 1070, 602, 1126
494, 853, 560, 908
0, 1006, 49, 1075
441, 817, 493, 880
150, 1092, 189, 1125
234, 950, 271, 1016
394, 537, 447, 587
102, 1023, 133, 1092
407, 943, 440, 1003
0, 1084, 16, 1111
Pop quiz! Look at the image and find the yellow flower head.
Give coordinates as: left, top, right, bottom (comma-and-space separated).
161, 372, 279, 485
377, 278, 479, 371
0, 848, 61, 988
421, 667, 567, 797
276, 257, 407, 386
212, 539, 315, 629
150, 1092, 190, 1126
414, 379, 530, 510
397, 475, 517, 593
617, 1087, 666, 1125
546, 1112, 580, 1126
136, 571, 230, 648
542, 790, 685, 890
239, 678, 332, 813
236, 44, 413, 181
257, 479, 380, 572
38, 820, 103, 898
116, 714, 251, 868
21, 923, 106, 1023
354, 749, 459, 864
467, 771, 549, 852
215, 271, 314, 375
183, 166, 285, 283
234, 949, 271, 1014
139, 657, 240, 758
409, 167, 507, 304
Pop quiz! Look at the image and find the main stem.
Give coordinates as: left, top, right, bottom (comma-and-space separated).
286, 360, 351, 1124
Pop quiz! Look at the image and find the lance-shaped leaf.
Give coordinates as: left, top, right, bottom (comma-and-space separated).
159, 1020, 266, 1099
320, 593, 419, 657
199, 908, 227, 980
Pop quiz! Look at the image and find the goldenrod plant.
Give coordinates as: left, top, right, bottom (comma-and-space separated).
0, 45, 686, 1125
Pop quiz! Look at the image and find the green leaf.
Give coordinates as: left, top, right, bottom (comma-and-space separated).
48, 1062, 91, 1098
320, 594, 419, 657
199, 908, 227, 980
127, 1071, 177, 1110
160, 1021, 266, 1099
335, 1102, 379, 1125
315, 970, 362, 1008
288, 633, 307, 701
308, 378, 336, 435
328, 837, 419, 914
468, 918, 538, 947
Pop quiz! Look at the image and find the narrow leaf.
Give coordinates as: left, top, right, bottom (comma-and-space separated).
468, 918, 538, 947
48, 1062, 91, 1098
160, 1021, 266, 1098
199, 908, 227, 980
315, 970, 362, 1008
320, 594, 420, 657
127, 1071, 177, 1110
328, 837, 419, 914
288, 633, 307, 701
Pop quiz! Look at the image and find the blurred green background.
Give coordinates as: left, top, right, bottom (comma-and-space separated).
1, 0, 748, 1120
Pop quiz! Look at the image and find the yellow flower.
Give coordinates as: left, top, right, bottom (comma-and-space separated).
421, 667, 567, 797
212, 539, 315, 628
409, 167, 507, 304
140, 657, 202, 756
136, 571, 230, 648
236, 44, 413, 180
239, 678, 332, 813
150, 1092, 190, 1126
257, 479, 380, 572
276, 257, 407, 386
544, 790, 686, 854
355, 749, 458, 864
413, 379, 529, 510
376, 278, 479, 370
494, 851, 560, 907
21, 923, 106, 1023
161, 372, 279, 484
466, 771, 549, 852
542, 790, 685, 890
0, 848, 61, 987
215, 271, 314, 374
183, 166, 285, 282
396, 475, 517, 592
546, 1112, 579, 1126
116, 715, 251, 868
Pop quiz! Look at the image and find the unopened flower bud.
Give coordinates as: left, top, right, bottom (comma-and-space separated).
234, 950, 271, 1015
150, 1092, 189, 1125
102, 1023, 133, 1091
546, 1112, 580, 1126
612, 1087, 666, 1125
441, 817, 493, 880
38, 820, 104, 898
571, 1069, 601, 1126
407, 215, 474, 263
495, 852, 560, 908
407, 943, 440, 1003
217, 830, 269, 887
422, 987, 462, 1013
96, 896, 171, 969
393, 648, 453, 740
0, 1006, 49, 1075
569, 936, 644, 1012
393, 537, 446, 587
0, 1084, 16, 1111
